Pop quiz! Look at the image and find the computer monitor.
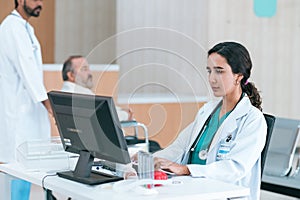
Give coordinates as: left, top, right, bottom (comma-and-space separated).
48, 91, 131, 185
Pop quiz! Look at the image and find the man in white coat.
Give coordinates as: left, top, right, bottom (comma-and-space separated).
0, 0, 51, 199
61, 55, 133, 121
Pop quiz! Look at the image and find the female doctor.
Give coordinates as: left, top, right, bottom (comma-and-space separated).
153, 42, 267, 200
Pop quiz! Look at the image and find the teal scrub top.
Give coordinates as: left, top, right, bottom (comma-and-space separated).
190, 106, 231, 165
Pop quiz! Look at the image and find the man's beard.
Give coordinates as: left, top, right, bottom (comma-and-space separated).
23, 0, 42, 17
85, 76, 94, 89
76, 75, 94, 90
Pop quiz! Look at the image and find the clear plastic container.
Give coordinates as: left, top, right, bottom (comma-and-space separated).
127, 143, 148, 157
138, 151, 154, 189
16, 137, 73, 172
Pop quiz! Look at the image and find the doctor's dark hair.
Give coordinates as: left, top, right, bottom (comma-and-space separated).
208, 42, 262, 111
62, 55, 83, 81
15, 0, 18, 8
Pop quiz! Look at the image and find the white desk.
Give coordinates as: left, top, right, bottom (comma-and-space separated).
0, 163, 250, 200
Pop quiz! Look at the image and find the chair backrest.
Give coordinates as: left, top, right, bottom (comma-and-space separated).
264, 117, 300, 176
261, 113, 276, 176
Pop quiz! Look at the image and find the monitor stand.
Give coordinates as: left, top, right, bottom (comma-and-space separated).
57, 151, 123, 185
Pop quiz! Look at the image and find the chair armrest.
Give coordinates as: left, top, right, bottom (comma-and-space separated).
120, 120, 139, 128
291, 148, 300, 177
120, 120, 149, 152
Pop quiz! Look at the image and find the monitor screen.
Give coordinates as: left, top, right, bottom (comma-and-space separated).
48, 91, 131, 185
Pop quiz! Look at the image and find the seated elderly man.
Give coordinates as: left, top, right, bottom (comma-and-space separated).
61, 55, 133, 121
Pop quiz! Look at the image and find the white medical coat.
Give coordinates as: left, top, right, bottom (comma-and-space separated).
0, 10, 50, 162
154, 96, 267, 200
61, 81, 95, 95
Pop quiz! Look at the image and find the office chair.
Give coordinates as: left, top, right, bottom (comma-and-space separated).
261, 117, 300, 196
263, 117, 300, 177
292, 149, 300, 178
261, 113, 276, 177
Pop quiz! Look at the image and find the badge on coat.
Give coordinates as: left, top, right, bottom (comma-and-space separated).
216, 135, 232, 161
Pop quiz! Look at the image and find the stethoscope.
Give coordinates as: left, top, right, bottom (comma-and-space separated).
10, 12, 38, 52
189, 94, 244, 161
189, 102, 222, 161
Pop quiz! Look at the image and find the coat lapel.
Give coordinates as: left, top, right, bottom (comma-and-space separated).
188, 100, 220, 149
208, 96, 252, 152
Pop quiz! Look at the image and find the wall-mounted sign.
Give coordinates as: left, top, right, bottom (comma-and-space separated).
254, 0, 277, 17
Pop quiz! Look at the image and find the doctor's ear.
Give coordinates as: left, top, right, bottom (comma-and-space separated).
234, 74, 244, 85
66, 71, 76, 82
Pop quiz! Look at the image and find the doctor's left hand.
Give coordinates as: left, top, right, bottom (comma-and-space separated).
154, 157, 190, 176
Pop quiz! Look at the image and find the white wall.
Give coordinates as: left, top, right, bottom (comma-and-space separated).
206, 0, 300, 119
55, 0, 116, 64
115, 0, 300, 119
54, 0, 300, 119
116, 0, 209, 101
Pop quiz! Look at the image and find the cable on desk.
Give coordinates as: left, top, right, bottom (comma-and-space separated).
42, 173, 72, 200
46, 189, 57, 200
41, 173, 59, 200
41, 173, 57, 190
